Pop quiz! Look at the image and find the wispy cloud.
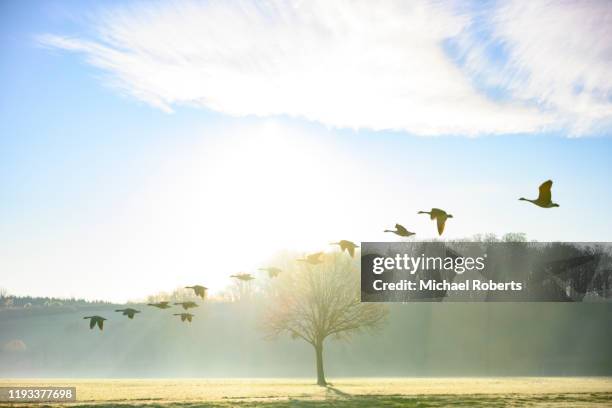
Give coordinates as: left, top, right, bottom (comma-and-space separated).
452, 0, 612, 136
39, 0, 611, 136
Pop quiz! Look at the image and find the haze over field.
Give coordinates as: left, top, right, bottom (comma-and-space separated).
1, 302, 611, 378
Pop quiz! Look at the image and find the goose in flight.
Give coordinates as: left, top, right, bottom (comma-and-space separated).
185, 285, 208, 299
418, 208, 453, 235
384, 224, 415, 237
147, 301, 172, 309
296, 252, 325, 265
115, 308, 141, 319
174, 313, 194, 323
174, 301, 198, 310
330, 240, 359, 258
230, 273, 255, 281
519, 180, 559, 208
83, 316, 106, 331
259, 267, 282, 278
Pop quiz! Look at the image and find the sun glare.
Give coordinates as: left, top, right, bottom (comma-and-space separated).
118, 121, 360, 300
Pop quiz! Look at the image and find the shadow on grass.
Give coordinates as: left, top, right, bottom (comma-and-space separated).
324, 385, 352, 399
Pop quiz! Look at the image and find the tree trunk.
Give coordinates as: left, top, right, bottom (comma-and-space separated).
314, 341, 327, 386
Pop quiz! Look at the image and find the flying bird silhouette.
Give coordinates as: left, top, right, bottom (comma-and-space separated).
296, 252, 325, 265
174, 301, 198, 310
147, 301, 172, 309
384, 224, 415, 237
330, 240, 359, 257
519, 180, 559, 208
259, 267, 282, 278
230, 273, 255, 281
418, 208, 453, 235
174, 313, 194, 323
83, 316, 106, 330
185, 285, 208, 299
115, 308, 141, 319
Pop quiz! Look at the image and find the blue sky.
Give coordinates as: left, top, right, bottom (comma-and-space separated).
1, 0, 611, 302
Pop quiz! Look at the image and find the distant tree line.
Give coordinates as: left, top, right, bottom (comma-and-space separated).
0, 289, 111, 309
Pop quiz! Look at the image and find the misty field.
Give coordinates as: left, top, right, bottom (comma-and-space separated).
1, 378, 611, 407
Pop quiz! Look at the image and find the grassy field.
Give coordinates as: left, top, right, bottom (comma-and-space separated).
0, 378, 611, 407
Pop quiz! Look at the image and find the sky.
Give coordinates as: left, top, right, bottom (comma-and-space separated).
1, 0, 611, 302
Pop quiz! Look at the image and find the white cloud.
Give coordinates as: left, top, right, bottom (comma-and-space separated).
39, 0, 611, 135
454, 0, 612, 135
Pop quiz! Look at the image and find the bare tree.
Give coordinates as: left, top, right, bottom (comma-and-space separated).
4, 297, 14, 308
262, 252, 387, 385
221, 279, 256, 303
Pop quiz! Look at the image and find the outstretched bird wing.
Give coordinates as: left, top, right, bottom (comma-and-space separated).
301, 253, 322, 264
430, 208, 444, 219
538, 180, 553, 203
436, 217, 446, 235
395, 224, 409, 235
186, 315, 192, 322
267, 267, 281, 277
97, 319, 104, 330
340, 240, 358, 256
89, 318, 95, 329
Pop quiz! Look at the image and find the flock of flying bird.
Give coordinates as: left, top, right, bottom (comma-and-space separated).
83, 180, 559, 330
